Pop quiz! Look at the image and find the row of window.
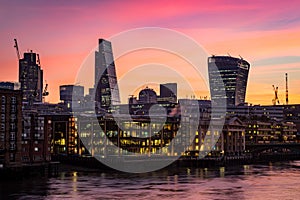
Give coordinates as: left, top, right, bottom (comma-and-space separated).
1, 114, 16, 121
1, 96, 17, 104
1, 105, 17, 113
0, 123, 17, 131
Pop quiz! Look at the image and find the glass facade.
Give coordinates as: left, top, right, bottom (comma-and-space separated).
95, 39, 120, 110
77, 116, 181, 157
208, 56, 250, 106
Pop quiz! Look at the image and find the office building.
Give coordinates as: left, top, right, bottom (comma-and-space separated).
50, 114, 80, 155
19, 51, 43, 103
60, 85, 84, 109
208, 56, 250, 106
95, 39, 120, 111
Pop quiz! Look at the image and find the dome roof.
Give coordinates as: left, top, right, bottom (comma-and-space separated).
139, 87, 157, 97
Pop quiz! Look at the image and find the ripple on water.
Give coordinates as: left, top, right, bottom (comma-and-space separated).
1, 161, 300, 200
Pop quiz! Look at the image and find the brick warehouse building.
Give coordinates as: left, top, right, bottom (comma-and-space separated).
0, 88, 22, 168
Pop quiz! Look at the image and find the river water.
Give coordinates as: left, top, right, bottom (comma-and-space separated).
1, 161, 300, 200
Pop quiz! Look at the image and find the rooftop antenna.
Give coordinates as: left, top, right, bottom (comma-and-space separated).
286, 73, 289, 105
227, 53, 231, 57
239, 55, 243, 60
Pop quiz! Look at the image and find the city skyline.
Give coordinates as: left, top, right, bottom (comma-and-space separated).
1, 1, 300, 105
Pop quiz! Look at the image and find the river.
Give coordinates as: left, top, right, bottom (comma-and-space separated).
1, 161, 300, 200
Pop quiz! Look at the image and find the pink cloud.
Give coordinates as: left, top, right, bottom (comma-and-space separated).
1, 0, 300, 104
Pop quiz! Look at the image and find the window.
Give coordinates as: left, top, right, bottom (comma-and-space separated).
11, 105, 16, 113
10, 123, 16, 131
34, 147, 39, 152
11, 97, 16, 104
10, 153, 15, 161
1, 105, 5, 113
10, 143, 15, 151
10, 114, 16, 121
0, 123, 4, 131
1, 114, 5, 122
10, 133, 15, 141
1, 96, 5, 104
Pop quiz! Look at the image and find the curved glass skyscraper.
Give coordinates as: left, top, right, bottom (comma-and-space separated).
208, 56, 250, 106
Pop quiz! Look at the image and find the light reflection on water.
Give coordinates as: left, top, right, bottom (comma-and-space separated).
1, 161, 300, 200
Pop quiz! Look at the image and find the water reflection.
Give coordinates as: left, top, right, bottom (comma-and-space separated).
0, 161, 300, 199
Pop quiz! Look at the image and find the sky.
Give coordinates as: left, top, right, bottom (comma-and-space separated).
1, 0, 300, 105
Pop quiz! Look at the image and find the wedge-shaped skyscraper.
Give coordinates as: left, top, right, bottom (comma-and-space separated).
95, 39, 120, 111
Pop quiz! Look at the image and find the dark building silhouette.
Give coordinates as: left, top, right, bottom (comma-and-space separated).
158, 83, 177, 103
208, 56, 250, 106
0, 82, 20, 90
138, 87, 157, 104
19, 52, 43, 103
95, 39, 120, 111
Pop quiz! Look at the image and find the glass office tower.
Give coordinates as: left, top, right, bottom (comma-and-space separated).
208, 56, 250, 106
94, 39, 120, 111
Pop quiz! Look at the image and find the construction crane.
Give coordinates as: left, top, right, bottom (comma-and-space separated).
286, 73, 289, 105
42, 81, 49, 103
43, 81, 49, 97
272, 85, 280, 105
13, 38, 21, 60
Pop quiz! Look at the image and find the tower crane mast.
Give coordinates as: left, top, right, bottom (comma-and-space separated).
13, 39, 21, 60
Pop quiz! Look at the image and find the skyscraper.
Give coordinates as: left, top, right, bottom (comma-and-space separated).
19, 52, 43, 103
95, 39, 120, 110
208, 56, 250, 106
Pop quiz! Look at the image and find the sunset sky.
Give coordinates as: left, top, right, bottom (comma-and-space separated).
1, 0, 300, 105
